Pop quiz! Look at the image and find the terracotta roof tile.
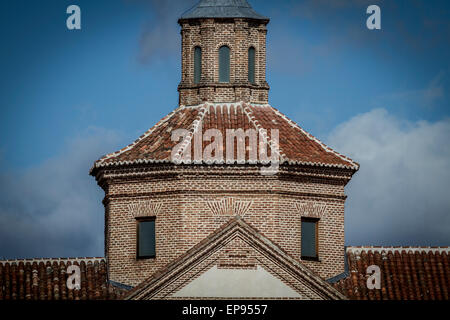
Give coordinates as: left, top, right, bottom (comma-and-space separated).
0, 258, 125, 300
92, 102, 359, 172
334, 247, 450, 300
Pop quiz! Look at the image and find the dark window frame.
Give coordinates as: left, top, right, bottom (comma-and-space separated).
301, 217, 319, 261
136, 217, 156, 260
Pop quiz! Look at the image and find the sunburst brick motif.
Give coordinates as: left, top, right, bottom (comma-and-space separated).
128, 202, 163, 218
294, 202, 327, 219
207, 197, 253, 219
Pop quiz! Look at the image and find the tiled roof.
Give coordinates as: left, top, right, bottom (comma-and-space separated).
91, 102, 359, 173
0, 258, 125, 300
3, 248, 448, 300
334, 247, 450, 300
180, 0, 268, 21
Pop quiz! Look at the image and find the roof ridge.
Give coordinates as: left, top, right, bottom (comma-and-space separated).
172, 103, 209, 164
244, 102, 286, 163
269, 106, 359, 170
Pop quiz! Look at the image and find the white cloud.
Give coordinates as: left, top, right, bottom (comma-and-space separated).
327, 108, 450, 245
0, 127, 123, 259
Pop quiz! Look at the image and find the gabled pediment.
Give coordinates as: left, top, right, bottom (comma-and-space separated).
124, 217, 346, 300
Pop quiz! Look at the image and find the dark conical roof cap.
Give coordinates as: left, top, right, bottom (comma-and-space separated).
180, 0, 268, 21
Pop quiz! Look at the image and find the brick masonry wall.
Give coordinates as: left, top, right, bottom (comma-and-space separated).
97, 165, 351, 287
178, 18, 270, 105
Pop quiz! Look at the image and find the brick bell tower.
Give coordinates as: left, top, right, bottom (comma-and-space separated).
91, 0, 359, 295
178, 0, 270, 105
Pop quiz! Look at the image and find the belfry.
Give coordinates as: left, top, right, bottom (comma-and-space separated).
178, 0, 270, 105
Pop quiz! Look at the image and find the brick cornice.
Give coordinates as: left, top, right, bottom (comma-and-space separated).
178, 82, 270, 90
94, 163, 354, 184
102, 189, 346, 206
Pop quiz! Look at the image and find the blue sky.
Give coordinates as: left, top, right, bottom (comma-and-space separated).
0, 0, 449, 259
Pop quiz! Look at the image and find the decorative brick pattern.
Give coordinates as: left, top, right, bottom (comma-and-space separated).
217, 237, 256, 269
294, 201, 328, 219
128, 201, 163, 218
206, 197, 253, 219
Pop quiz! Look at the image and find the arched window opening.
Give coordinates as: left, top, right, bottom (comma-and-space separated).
248, 47, 256, 84
219, 45, 230, 83
194, 46, 202, 84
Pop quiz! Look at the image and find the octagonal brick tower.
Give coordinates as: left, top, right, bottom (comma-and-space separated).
90, 0, 359, 290
178, 0, 270, 105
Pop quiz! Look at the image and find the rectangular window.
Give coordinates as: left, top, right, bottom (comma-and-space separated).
301, 218, 319, 260
137, 218, 156, 259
